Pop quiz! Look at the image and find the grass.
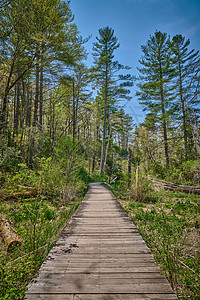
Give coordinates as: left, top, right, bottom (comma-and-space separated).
115, 185, 200, 299
0, 188, 83, 300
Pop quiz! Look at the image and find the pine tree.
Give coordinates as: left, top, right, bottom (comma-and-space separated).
0, 0, 35, 134
91, 26, 133, 174
0, 0, 85, 135
137, 31, 175, 167
170, 34, 199, 160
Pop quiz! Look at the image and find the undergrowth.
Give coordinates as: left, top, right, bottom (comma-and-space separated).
112, 180, 200, 299
0, 138, 89, 300
0, 195, 82, 300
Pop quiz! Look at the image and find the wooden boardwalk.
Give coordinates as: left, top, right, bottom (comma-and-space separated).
24, 183, 177, 300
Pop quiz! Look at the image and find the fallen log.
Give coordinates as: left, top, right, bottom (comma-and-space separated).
164, 185, 200, 194
17, 185, 37, 191
4, 190, 37, 201
0, 215, 22, 251
148, 177, 200, 195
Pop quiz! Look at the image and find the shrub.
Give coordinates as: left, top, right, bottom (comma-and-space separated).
168, 160, 200, 185
0, 147, 23, 172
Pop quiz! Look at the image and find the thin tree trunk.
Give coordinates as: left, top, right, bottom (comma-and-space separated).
51, 102, 55, 149
159, 62, 169, 167
77, 126, 80, 140
20, 78, 26, 129
103, 123, 112, 172
13, 85, 17, 138
75, 86, 79, 136
128, 146, 132, 189
33, 44, 40, 127
26, 78, 29, 126
191, 107, 200, 154
0, 48, 35, 134
100, 70, 108, 174
72, 79, 76, 139
23, 79, 28, 129
118, 132, 121, 149
136, 165, 140, 197
0, 49, 17, 134
186, 107, 198, 158
179, 62, 188, 160
109, 149, 113, 184
39, 53, 43, 131
26, 86, 32, 127
14, 80, 20, 135
92, 125, 99, 173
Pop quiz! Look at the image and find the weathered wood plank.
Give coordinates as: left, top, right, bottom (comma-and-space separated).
36, 273, 167, 280
24, 294, 177, 300
26, 283, 175, 293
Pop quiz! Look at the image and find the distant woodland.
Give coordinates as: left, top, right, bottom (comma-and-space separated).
0, 0, 199, 181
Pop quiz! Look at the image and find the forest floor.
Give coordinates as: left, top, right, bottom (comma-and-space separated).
0, 182, 84, 300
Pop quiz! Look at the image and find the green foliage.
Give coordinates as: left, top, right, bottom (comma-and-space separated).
53, 137, 89, 196
167, 160, 200, 185
119, 189, 200, 298
90, 173, 109, 183
135, 30, 200, 169
0, 135, 90, 299
91, 26, 133, 175
0, 147, 23, 172
12, 163, 34, 186
78, 166, 92, 184
129, 169, 158, 203
0, 187, 84, 300
10, 137, 89, 200
0, 252, 36, 300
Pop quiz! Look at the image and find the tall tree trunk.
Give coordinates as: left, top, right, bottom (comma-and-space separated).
0, 42, 34, 134
72, 79, 76, 139
14, 79, 20, 135
186, 107, 198, 158
161, 102, 169, 167
128, 146, 132, 189
92, 125, 99, 173
23, 79, 28, 129
118, 132, 121, 149
100, 70, 108, 174
38, 54, 44, 157
0, 52, 17, 134
77, 126, 80, 141
191, 107, 200, 155
20, 78, 25, 129
179, 62, 188, 160
26, 85, 32, 127
103, 123, 112, 172
159, 62, 169, 167
75, 85, 79, 138
13, 85, 17, 138
33, 44, 40, 127
39, 52, 43, 131
109, 149, 113, 184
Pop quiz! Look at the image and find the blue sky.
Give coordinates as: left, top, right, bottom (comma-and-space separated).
70, 0, 200, 123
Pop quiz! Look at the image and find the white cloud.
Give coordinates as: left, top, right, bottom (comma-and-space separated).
184, 22, 200, 37
161, 18, 187, 30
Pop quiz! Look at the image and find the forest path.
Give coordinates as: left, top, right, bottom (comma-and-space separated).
24, 182, 177, 300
